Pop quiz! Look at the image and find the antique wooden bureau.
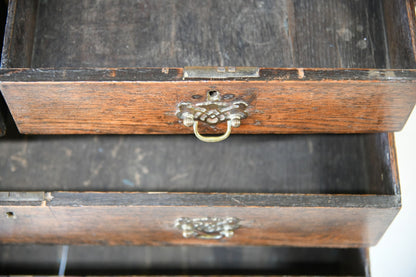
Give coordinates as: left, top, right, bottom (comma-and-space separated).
0, 0, 415, 275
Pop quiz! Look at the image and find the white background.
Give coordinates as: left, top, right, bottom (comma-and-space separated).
370, 107, 416, 276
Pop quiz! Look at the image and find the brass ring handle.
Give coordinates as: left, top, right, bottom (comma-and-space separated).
193, 120, 232, 143
189, 233, 228, 240
176, 90, 248, 143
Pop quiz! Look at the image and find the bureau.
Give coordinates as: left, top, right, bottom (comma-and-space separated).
0, 0, 415, 275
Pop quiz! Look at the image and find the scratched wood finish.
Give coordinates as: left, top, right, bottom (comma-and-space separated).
31, 0, 387, 68
1, 79, 415, 134
1, 0, 399, 69
0, 132, 397, 194
382, 0, 416, 68
3, 0, 403, 69
0, 245, 369, 276
0, 193, 400, 248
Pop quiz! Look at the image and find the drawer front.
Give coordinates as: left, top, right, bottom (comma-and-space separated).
1, 69, 416, 135
0, 192, 400, 248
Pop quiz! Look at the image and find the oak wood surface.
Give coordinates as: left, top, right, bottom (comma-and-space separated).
0, 193, 400, 248
1, 78, 415, 134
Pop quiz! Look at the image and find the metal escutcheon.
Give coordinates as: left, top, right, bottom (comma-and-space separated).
175, 217, 240, 239
176, 91, 248, 142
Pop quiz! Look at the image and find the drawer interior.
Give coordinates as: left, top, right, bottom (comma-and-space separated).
0, 245, 369, 276
0, 123, 397, 195
32, 0, 386, 68
4, 0, 415, 69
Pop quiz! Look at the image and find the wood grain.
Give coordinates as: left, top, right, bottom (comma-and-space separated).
1, 76, 415, 134
1, 0, 404, 71
0, 192, 400, 248
0, 0, 38, 68
30, 0, 387, 69
0, 132, 398, 194
382, 0, 416, 68
2, 67, 416, 81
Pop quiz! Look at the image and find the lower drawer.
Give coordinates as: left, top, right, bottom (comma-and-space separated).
0, 131, 400, 248
0, 245, 370, 276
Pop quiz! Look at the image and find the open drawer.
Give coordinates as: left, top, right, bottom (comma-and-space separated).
0, 0, 415, 139
0, 132, 400, 248
0, 245, 371, 276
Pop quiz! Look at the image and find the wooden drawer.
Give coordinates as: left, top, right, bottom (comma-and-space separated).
0, 245, 371, 276
0, 132, 400, 248
0, 0, 415, 137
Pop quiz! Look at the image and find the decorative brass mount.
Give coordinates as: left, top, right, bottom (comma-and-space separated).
176, 90, 248, 142
175, 217, 241, 239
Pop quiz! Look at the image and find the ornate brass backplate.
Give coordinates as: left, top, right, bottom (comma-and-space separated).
175, 217, 241, 239
176, 90, 248, 142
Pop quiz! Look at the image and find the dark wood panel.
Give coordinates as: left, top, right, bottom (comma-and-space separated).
2, 67, 416, 81
0, 196, 400, 247
28, 0, 387, 69
382, 0, 416, 68
0, 245, 368, 276
0, 0, 38, 68
290, 0, 387, 68
2, 0, 414, 70
0, 131, 397, 194
1, 79, 415, 134
4, 192, 395, 208
4, 0, 414, 70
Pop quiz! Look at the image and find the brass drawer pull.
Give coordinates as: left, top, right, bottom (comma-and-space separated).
193, 120, 232, 143
176, 90, 248, 142
175, 217, 240, 239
